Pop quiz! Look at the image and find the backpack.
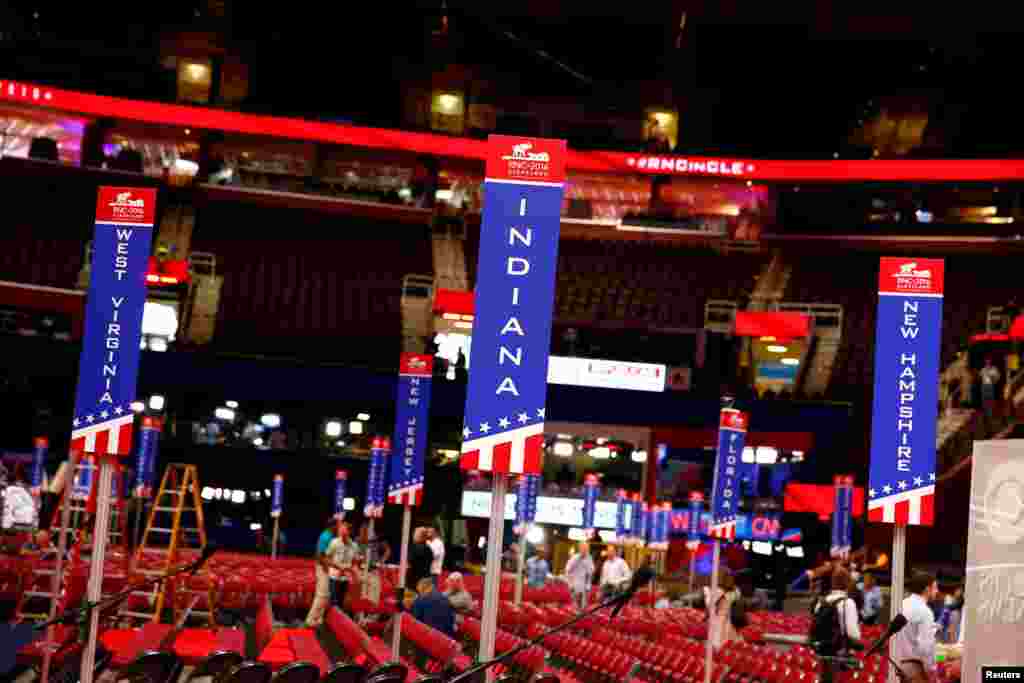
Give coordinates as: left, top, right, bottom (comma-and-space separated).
716, 592, 750, 630
809, 596, 848, 655
730, 597, 749, 630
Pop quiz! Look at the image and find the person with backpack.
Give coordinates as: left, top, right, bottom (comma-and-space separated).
809, 567, 861, 657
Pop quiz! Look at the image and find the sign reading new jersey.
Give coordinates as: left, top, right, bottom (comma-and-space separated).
461, 135, 566, 475
388, 353, 433, 506
270, 474, 284, 518
868, 258, 943, 526
831, 475, 854, 558
71, 187, 156, 457
710, 408, 749, 540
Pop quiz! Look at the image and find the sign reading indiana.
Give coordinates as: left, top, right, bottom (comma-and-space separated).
460, 136, 566, 475
868, 258, 944, 526
71, 187, 156, 457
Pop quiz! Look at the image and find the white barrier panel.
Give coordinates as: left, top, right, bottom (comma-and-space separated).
963, 439, 1024, 680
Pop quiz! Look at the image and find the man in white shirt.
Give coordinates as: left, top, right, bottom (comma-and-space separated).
326, 522, 361, 613
599, 545, 632, 598
564, 541, 595, 610
891, 571, 939, 683
427, 527, 445, 588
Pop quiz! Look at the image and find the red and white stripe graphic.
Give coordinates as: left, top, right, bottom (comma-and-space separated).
867, 486, 935, 525
460, 423, 545, 475
70, 415, 134, 456
387, 486, 423, 506
708, 521, 736, 541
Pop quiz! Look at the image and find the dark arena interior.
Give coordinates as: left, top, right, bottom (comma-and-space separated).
1, 2, 1021, 682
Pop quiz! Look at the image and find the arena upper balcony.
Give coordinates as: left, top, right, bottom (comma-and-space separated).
4, 77, 1024, 251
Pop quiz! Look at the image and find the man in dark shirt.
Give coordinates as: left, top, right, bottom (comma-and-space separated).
408, 527, 434, 589
411, 577, 455, 637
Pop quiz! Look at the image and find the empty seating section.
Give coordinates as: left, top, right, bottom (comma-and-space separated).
554, 241, 765, 327
191, 203, 432, 365
564, 174, 652, 220
0, 159, 104, 290
14, 547, 910, 683
782, 252, 878, 398
784, 252, 1023, 398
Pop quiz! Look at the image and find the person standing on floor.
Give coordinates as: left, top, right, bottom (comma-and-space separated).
326, 521, 361, 613
891, 572, 939, 683
599, 545, 632, 599
564, 541, 595, 610
408, 526, 434, 590
305, 518, 337, 628
427, 526, 445, 587
526, 546, 552, 589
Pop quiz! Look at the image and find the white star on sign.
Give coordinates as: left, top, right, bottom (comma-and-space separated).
73, 419, 80, 428
913, 476, 923, 486
114, 406, 124, 415
518, 413, 529, 424
898, 480, 908, 490
99, 411, 108, 419
929, 472, 936, 481
480, 422, 491, 434
462, 427, 471, 438
869, 488, 877, 498
883, 484, 892, 494
536, 408, 545, 418
85, 414, 95, 423
498, 417, 510, 428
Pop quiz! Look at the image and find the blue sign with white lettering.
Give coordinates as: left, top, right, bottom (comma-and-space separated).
389, 354, 433, 507
581, 474, 599, 533
615, 490, 629, 542
271, 475, 284, 518
460, 136, 566, 476
365, 438, 389, 518
515, 473, 540, 534
30, 438, 47, 496
709, 409, 749, 540
71, 187, 155, 458
831, 476, 854, 558
687, 493, 703, 545
868, 258, 943, 526
334, 471, 348, 520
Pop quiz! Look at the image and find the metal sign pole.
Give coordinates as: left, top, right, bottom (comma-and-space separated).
79, 456, 115, 683
362, 518, 375, 598
40, 452, 80, 683
688, 547, 697, 595
479, 474, 507, 683
271, 516, 280, 560
887, 525, 907, 683
391, 504, 412, 659
703, 539, 721, 683
514, 529, 527, 606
